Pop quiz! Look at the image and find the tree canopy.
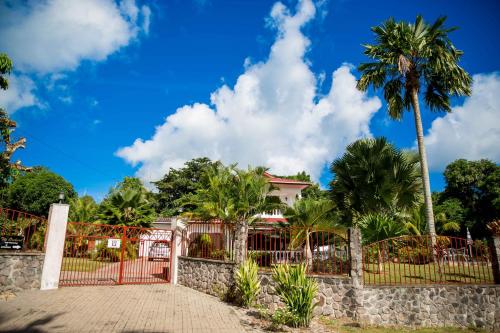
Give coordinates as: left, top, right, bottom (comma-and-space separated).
186, 164, 276, 225
4, 167, 76, 217
153, 157, 221, 216
437, 159, 500, 238
329, 137, 422, 226
1, 53, 30, 188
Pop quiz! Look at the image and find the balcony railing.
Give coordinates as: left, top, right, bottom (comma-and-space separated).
258, 209, 283, 218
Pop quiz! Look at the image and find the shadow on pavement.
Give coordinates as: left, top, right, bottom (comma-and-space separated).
0, 313, 64, 333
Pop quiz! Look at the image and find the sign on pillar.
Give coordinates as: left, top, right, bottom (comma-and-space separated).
40, 203, 70, 290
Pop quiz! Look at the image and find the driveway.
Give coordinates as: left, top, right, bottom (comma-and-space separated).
0, 284, 248, 332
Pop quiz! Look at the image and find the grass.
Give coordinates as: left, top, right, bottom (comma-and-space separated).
61, 257, 110, 272
363, 262, 493, 285
318, 317, 487, 333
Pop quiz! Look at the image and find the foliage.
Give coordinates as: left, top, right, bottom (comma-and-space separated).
97, 188, 156, 227
272, 264, 318, 328
439, 159, 500, 238
1, 53, 31, 188
358, 212, 408, 244
153, 157, 221, 216
3, 167, 76, 217
69, 195, 98, 222
329, 137, 422, 225
357, 16, 471, 117
185, 164, 276, 225
284, 198, 339, 268
235, 259, 261, 307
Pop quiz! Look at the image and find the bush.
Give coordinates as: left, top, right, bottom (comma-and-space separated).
235, 259, 261, 307
248, 251, 272, 267
398, 246, 431, 264
272, 264, 318, 327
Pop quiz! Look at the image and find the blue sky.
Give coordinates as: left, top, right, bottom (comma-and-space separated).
1, 0, 499, 201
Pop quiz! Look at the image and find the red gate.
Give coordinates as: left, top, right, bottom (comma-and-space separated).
59, 222, 173, 287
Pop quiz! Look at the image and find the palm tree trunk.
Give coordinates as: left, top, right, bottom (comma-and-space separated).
410, 89, 437, 251
305, 230, 313, 270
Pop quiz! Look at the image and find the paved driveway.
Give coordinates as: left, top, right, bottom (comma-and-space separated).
0, 284, 247, 332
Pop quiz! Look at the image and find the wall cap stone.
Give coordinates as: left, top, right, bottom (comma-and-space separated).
178, 256, 236, 265
0, 252, 45, 257
364, 284, 500, 289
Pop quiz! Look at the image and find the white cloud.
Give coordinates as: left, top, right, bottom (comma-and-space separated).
117, 0, 381, 183
0, 0, 151, 74
424, 72, 500, 170
0, 74, 42, 113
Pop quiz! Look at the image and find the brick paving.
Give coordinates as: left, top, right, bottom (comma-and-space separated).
0, 284, 248, 332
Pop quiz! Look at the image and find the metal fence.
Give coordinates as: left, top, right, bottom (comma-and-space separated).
362, 235, 494, 285
0, 208, 47, 252
248, 226, 350, 275
60, 222, 173, 286
180, 221, 235, 261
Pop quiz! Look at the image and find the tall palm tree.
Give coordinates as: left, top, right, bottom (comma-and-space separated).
330, 137, 422, 224
284, 198, 337, 268
357, 16, 472, 247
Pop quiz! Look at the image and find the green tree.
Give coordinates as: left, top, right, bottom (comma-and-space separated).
284, 198, 338, 267
69, 195, 98, 222
4, 167, 76, 217
1, 53, 30, 188
357, 16, 472, 247
187, 165, 275, 262
329, 137, 422, 225
440, 159, 500, 238
153, 157, 221, 216
97, 189, 156, 228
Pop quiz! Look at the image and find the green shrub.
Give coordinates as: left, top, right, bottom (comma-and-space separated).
235, 259, 261, 307
272, 264, 318, 327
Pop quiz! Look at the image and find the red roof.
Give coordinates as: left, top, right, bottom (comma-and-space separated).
263, 172, 311, 186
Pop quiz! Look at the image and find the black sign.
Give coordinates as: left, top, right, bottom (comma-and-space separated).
0, 235, 24, 250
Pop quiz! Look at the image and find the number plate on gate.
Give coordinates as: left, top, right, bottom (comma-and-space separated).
107, 238, 121, 248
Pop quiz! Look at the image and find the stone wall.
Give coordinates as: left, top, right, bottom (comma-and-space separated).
0, 253, 45, 292
177, 256, 500, 330
360, 285, 500, 330
177, 256, 236, 298
258, 272, 358, 319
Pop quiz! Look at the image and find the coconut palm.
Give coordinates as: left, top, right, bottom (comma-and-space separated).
357, 16, 472, 247
284, 198, 338, 268
330, 137, 422, 225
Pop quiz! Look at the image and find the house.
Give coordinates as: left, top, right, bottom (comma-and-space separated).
258, 172, 310, 223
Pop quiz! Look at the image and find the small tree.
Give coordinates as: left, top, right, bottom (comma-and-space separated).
186, 165, 276, 263
284, 198, 337, 269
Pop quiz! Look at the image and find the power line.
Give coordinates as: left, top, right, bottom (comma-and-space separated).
14, 128, 123, 182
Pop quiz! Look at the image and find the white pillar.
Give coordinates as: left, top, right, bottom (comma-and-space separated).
40, 203, 69, 290
171, 218, 185, 285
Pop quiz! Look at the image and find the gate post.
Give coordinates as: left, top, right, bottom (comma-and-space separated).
40, 203, 69, 290
171, 218, 185, 285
